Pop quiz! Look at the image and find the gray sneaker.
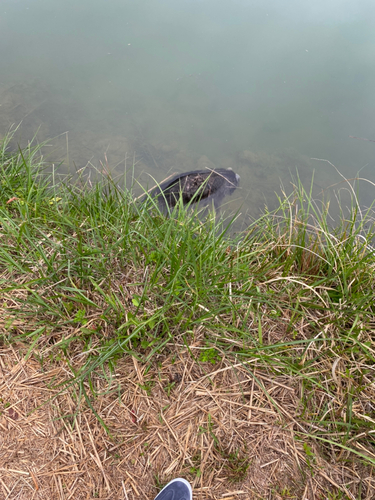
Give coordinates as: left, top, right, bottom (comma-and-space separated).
154, 478, 192, 500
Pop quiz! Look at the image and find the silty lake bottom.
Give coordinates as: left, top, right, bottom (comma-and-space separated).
1, 78, 375, 229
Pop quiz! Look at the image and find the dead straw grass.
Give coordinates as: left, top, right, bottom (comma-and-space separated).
1, 332, 373, 500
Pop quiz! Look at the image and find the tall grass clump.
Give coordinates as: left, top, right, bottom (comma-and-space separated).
1, 131, 375, 482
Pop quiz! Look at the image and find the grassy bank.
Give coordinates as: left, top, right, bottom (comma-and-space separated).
1, 133, 375, 499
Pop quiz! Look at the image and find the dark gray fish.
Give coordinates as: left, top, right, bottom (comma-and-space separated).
149, 168, 240, 214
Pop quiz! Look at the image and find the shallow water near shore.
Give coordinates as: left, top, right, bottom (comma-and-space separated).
1, 0, 375, 222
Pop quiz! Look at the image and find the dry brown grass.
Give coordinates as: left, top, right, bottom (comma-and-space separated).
1, 334, 373, 500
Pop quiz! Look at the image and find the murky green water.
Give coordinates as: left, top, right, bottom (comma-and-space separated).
1, 0, 375, 220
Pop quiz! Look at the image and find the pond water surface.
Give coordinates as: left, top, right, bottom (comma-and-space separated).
1, 0, 375, 222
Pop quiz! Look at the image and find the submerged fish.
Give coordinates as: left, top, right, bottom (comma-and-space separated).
149, 168, 240, 214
